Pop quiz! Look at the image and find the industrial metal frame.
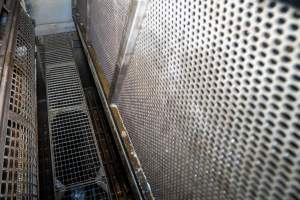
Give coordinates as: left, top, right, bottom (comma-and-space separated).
0, 1, 38, 199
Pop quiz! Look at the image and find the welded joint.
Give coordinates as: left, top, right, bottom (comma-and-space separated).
109, 0, 151, 103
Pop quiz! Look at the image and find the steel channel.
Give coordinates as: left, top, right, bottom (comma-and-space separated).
74, 12, 154, 199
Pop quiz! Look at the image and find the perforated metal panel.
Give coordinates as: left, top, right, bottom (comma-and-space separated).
115, 0, 300, 199
88, 0, 130, 83
0, 7, 38, 200
40, 33, 111, 199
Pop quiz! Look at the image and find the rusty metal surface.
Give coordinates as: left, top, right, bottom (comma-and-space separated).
84, 87, 133, 200
110, 106, 153, 200
75, 0, 300, 199
89, 0, 130, 84
0, 3, 38, 199
0, 0, 19, 126
72, 34, 135, 199
0, 0, 16, 81
73, 17, 148, 199
36, 45, 54, 200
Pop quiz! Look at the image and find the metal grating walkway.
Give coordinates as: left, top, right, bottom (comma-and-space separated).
39, 32, 111, 199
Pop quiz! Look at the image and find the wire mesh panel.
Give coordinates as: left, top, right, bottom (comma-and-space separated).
88, 0, 131, 83
115, 0, 300, 199
46, 64, 85, 110
49, 109, 102, 185
40, 33, 72, 50
0, 7, 38, 200
41, 33, 111, 199
39, 33, 74, 65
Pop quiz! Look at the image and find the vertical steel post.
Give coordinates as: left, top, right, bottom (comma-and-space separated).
109, 0, 150, 103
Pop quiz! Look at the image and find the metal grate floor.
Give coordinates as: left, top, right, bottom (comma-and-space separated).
39, 32, 111, 199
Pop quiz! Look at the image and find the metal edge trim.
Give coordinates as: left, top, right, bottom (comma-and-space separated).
73, 15, 153, 200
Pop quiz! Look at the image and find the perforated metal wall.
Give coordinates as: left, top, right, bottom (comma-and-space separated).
88, 0, 130, 83
0, 7, 38, 200
115, 0, 300, 199
40, 33, 111, 199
